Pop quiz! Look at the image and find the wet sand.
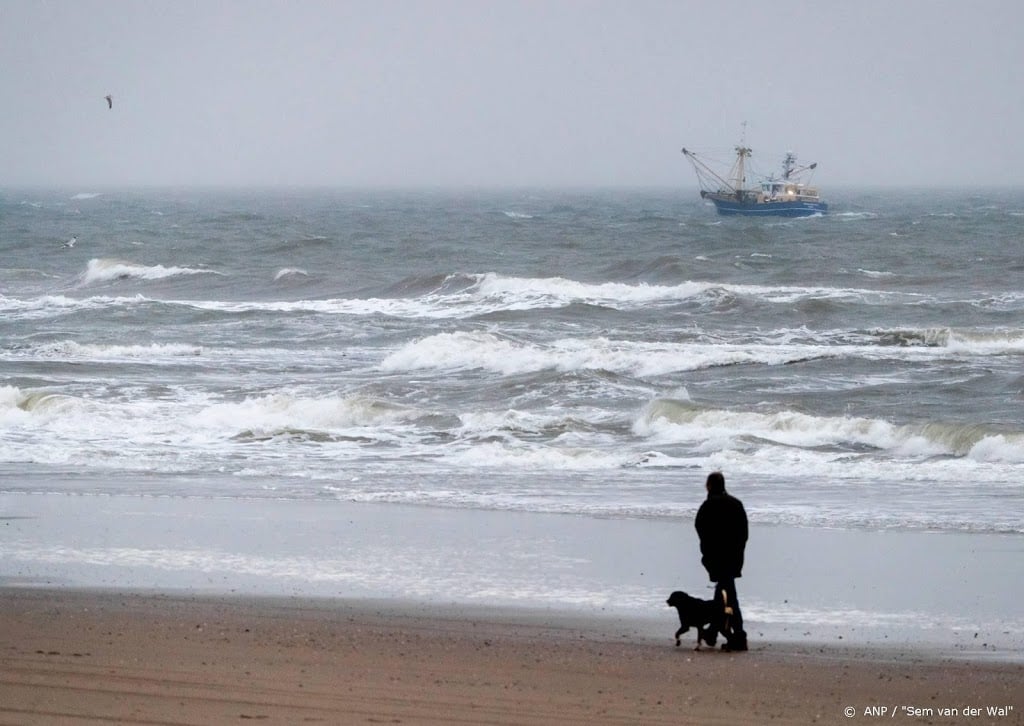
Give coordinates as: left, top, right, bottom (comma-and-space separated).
1, 588, 1020, 726
4, 492, 1023, 661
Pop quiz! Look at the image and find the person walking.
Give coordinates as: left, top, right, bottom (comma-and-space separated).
694, 471, 749, 651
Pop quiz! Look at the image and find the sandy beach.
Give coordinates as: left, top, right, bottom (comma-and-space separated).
1, 587, 1021, 726
2, 493, 1023, 724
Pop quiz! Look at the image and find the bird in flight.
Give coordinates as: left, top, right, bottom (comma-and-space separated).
63, 236, 77, 249
105, 94, 113, 109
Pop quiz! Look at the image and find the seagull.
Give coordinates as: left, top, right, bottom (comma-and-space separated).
63, 236, 77, 248
105, 94, 112, 109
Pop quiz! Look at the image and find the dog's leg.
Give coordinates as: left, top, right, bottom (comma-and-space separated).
698, 626, 717, 648
674, 626, 685, 647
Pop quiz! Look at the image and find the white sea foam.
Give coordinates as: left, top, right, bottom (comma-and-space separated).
471, 273, 906, 309
29, 340, 203, 360
192, 392, 420, 433
967, 434, 1024, 463
835, 211, 879, 220
0, 387, 95, 431
874, 326, 1024, 354
12, 273, 988, 323
943, 328, 1024, 353
636, 399, 1024, 464
473, 273, 713, 308
274, 267, 309, 281
472, 273, 919, 309
2, 377, 1021, 529
70, 192, 102, 200
0, 293, 124, 318
81, 258, 219, 285
448, 442, 630, 470
378, 330, 1012, 379
502, 210, 533, 219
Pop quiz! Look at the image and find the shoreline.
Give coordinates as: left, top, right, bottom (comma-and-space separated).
1, 586, 1021, 725
2, 491, 1023, 662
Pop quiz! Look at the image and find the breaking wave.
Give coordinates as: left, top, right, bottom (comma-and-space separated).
274, 267, 309, 281
378, 331, 840, 377
637, 398, 1024, 464
872, 327, 1024, 353
80, 258, 219, 285
22, 340, 202, 360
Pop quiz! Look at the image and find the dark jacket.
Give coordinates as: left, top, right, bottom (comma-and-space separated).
695, 491, 748, 581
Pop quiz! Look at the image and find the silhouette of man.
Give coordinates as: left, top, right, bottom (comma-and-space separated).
695, 471, 748, 651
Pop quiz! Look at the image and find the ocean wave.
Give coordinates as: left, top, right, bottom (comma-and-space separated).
70, 192, 102, 200
378, 332, 840, 377
473, 273, 714, 308
17, 271, 973, 321
470, 273, 918, 308
80, 258, 220, 285
972, 292, 1024, 312
347, 273, 924, 315
871, 327, 1024, 353
472, 274, 925, 309
379, 327, 1024, 378
273, 267, 309, 281
0, 293, 150, 320
172, 278, 1021, 318
448, 441, 630, 470
637, 399, 1024, 463
192, 392, 422, 434
24, 340, 203, 360
0, 386, 82, 422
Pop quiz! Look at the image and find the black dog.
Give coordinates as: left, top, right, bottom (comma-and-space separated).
666, 590, 725, 650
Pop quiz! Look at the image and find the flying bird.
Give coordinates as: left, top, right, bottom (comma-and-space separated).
105, 94, 112, 109
63, 236, 77, 248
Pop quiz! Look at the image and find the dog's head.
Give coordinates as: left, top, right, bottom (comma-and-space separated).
666, 590, 691, 609
667, 590, 692, 635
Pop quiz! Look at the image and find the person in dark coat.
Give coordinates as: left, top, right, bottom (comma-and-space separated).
694, 471, 748, 651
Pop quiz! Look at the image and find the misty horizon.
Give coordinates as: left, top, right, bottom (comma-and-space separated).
3, 1, 1022, 189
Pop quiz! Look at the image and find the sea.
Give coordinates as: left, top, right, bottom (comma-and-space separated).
2, 187, 1023, 650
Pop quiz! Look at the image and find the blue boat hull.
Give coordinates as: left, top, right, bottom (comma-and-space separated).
709, 197, 828, 217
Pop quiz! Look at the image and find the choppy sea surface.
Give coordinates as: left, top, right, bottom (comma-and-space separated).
2, 187, 1023, 534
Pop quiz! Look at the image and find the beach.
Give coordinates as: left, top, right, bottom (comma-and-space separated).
2, 492, 1023, 724
2, 588, 1021, 726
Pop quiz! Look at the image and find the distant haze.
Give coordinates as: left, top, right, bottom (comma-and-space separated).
3, 0, 1022, 188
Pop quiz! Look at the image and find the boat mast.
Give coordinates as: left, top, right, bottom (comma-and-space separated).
782, 152, 796, 180
730, 122, 751, 192
732, 145, 752, 191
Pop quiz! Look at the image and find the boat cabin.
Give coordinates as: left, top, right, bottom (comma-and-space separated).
759, 180, 820, 203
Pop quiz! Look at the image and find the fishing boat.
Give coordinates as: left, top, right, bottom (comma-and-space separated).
681, 140, 827, 217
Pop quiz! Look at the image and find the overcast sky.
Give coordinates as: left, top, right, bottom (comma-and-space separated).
3, 0, 1022, 188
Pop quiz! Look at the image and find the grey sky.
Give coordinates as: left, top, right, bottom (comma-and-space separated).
3, 0, 1022, 188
